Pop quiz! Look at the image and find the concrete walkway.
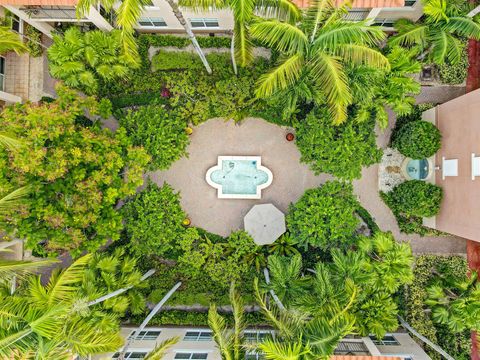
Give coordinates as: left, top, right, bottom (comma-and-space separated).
150, 118, 331, 237
151, 117, 466, 254
353, 108, 466, 255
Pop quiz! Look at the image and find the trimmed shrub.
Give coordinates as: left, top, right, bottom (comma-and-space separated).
383, 180, 442, 218
392, 120, 441, 159
295, 109, 382, 180
119, 105, 189, 170
287, 181, 360, 250
152, 50, 202, 71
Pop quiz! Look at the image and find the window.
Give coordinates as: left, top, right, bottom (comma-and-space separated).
244, 331, 271, 343
369, 334, 400, 346
10, 14, 21, 32
245, 352, 265, 360
174, 353, 208, 359
112, 352, 148, 359
189, 18, 219, 28
128, 330, 161, 340
0, 57, 5, 92
404, 0, 416, 6
183, 331, 212, 341
372, 19, 394, 27
138, 17, 167, 27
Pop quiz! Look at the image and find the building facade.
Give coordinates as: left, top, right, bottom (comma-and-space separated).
91, 326, 431, 360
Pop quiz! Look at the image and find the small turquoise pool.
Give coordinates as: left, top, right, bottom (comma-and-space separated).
406, 159, 429, 180
210, 160, 269, 195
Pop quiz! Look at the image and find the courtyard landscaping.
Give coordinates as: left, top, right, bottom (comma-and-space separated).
0, 0, 479, 359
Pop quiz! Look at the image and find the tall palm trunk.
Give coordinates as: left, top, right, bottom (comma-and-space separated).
117, 282, 182, 360
165, 0, 212, 74
231, 32, 238, 75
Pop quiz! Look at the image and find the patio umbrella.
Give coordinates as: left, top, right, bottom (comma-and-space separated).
244, 204, 286, 245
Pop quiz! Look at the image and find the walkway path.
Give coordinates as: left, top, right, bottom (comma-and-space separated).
151, 116, 466, 254
353, 114, 466, 255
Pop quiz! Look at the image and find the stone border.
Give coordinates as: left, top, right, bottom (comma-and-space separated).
205, 155, 273, 199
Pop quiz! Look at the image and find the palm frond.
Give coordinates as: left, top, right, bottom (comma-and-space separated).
309, 52, 351, 124
423, 0, 448, 23
257, 338, 306, 360
208, 304, 234, 360
0, 186, 32, 213
250, 20, 308, 55
233, 21, 254, 67
45, 254, 92, 305
0, 26, 28, 55
255, 54, 304, 98
443, 17, 480, 40
145, 337, 180, 360
332, 44, 390, 70
0, 133, 23, 151
389, 21, 428, 47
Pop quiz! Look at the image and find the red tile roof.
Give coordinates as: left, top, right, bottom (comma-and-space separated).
0, 0, 76, 4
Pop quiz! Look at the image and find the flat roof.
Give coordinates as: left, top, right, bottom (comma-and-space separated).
434, 88, 480, 241
331, 357, 402, 360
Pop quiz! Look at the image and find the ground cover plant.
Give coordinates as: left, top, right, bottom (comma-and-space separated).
403, 255, 471, 360
0, 86, 149, 256
381, 180, 443, 235
98, 36, 280, 125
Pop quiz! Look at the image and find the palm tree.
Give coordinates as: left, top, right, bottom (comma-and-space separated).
250, 0, 389, 124
48, 27, 132, 94
208, 283, 247, 360
0, 254, 124, 358
264, 254, 309, 305
268, 233, 300, 257
254, 278, 354, 359
81, 248, 151, 315
426, 270, 480, 334
76, 0, 212, 73
389, 0, 480, 65
180, 0, 300, 72
0, 26, 27, 55
349, 46, 421, 128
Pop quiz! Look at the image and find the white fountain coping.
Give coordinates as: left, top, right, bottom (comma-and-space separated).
206, 156, 273, 199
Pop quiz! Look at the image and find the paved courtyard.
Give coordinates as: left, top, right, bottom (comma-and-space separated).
150, 118, 331, 237
150, 116, 466, 255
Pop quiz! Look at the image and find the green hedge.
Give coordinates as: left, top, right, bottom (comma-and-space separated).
126, 310, 266, 327
356, 206, 380, 234
138, 34, 232, 70
402, 255, 470, 360
109, 92, 167, 109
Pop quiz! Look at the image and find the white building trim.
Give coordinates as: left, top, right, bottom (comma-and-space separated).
3, 5, 55, 38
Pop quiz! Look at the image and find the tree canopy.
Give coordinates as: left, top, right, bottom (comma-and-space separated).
0, 86, 149, 256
